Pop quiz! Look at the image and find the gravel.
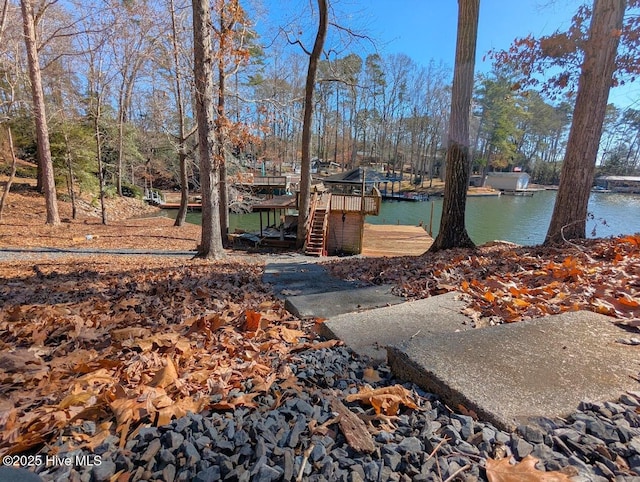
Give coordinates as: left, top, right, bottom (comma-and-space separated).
31, 344, 640, 481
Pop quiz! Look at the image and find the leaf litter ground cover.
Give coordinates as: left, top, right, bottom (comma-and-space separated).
0, 256, 326, 455
1, 234, 639, 480
326, 236, 640, 331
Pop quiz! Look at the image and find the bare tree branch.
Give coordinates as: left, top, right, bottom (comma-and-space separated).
281, 27, 311, 56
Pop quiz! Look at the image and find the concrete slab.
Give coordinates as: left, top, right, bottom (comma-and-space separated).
263, 261, 361, 298
285, 285, 403, 320
388, 311, 640, 431
319, 292, 471, 363
264, 260, 403, 319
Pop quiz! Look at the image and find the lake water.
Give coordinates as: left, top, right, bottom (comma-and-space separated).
164, 190, 640, 246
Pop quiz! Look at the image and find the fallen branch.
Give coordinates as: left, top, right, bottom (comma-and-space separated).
560, 221, 596, 263
330, 397, 375, 453
296, 443, 314, 482
442, 463, 471, 482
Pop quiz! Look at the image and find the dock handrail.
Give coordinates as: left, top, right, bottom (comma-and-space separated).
143, 189, 164, 205
303, 191, 320, 252
253, 175, 288, 186
329, 189, 380, 215
304, 191, 332, 254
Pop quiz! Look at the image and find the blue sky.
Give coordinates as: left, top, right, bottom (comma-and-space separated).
359, 0, 577, 69
260, 0, 639, 108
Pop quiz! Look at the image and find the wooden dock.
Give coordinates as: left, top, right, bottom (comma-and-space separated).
157, 203, 202, 211
361, 223, 433, 257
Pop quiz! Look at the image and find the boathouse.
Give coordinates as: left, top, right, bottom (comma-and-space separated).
484, 172, 530, 192
302, 168, 382, 255
595, 176, 640, 193
241, 179, 381, 255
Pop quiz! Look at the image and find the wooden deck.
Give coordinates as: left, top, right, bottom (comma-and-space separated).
157, 203, 202, 210
361, 223, 433, 257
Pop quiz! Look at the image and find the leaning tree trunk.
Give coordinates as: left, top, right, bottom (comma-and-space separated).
296, 0, 328, 248
545, 0, 625, 245
429, 0, 478, 252
193, 0, 225, 259
20, 0, 59, 225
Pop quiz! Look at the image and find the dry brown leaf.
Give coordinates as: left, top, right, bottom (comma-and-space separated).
251, 373, 276, 393
486, 455, 574, 482
4, 221, 640, 460
457, 404, 478, 420
110, 327, 151, 341
149, 358, 178, 389
345, 385, 418, 416
58, 392, 94, 410
362, 367, 382, 383
244, 310, 263, 332
291, 339, 341, 352
155, 397, 205, 427
279, 375, 302, 391
275, 326, 305, 343
211, 392, 259, 410
109, 398, 143, 428
0, 349, 47, 374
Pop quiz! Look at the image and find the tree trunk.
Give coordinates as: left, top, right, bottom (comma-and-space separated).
193, 0, 225, 259
94, 102, 108, 225
215, 1, 231, 247
170, 0, 189, 227
63, 130, 77, 219
296, 0, 328, 248
429, 0, 478, 252
545, 0, 625, 245
0, 126, 17, 222
20, 0, 60, 225
117, 88, 125, 196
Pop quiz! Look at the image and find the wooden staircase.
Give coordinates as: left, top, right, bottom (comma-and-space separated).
304, 193, 330, 256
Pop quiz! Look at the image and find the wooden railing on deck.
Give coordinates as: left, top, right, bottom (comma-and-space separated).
253, 176, 287, 186
303, 192, 332, 254
329, 190, 381, 215
303, 191, 320, 250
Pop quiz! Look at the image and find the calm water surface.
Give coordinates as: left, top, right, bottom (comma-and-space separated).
371, 190, 640, 245
164, 190, 640, 246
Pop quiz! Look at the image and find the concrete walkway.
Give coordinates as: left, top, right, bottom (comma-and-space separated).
388, 310, 640, 431
318, 292, 470, 362
264, 259, 640, 431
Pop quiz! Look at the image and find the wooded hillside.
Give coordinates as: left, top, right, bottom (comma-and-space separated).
2, 0, 640, 207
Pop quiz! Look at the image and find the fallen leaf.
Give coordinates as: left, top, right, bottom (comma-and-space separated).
617, 294, 640, 308
58, 392, 94, 410
275, 326, 305, 343
345, 385, 418, 416
486, 455, 574, 482
110, 327, 151, 341
362, 367, 382, 383
457, 404, 478, 420
291, 339, 341, 352
149, 358, 178, 389
155, 397, 204, 427
244, 310, 263, 332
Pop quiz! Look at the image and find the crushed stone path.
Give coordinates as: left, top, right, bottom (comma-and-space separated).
264, 258, 640, 431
